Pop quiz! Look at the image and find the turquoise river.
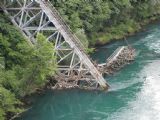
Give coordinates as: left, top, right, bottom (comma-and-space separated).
18, 22, 160, 120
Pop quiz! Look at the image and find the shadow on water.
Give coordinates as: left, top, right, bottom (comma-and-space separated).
17, 21, 160, 120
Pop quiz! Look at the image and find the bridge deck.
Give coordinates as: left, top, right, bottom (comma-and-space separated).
98, 46, 125, 67
106, 46, 125, 66
98, 46, 135, 74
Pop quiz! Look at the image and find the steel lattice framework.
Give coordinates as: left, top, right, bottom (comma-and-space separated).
0, 0, 109, 90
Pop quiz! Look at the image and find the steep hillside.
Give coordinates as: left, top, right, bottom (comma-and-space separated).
51, 0, 160, 45
0, 13, 57, 120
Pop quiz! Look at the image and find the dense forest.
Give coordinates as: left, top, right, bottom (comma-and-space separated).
51, 0, 160, 46
0, 14, 57, 119
0, 0, 160, 119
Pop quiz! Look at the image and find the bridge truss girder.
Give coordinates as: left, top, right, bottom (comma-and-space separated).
1, 0, 109, 90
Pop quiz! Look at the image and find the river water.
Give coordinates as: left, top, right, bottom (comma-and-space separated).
19, 22, 160, 120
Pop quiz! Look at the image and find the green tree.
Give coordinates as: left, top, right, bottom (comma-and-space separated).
51, 0, 160, 45
18, 33, 57, 96
0, 85, 22, 120
0, 14, 57, 119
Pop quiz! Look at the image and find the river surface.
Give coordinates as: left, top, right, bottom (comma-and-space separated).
19, 22, 160, 120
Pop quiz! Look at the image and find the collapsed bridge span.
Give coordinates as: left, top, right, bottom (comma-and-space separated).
0, 0, 135, 90
98, 46, 135, 75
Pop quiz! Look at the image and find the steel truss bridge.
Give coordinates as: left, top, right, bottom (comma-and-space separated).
0, 0, 110, 90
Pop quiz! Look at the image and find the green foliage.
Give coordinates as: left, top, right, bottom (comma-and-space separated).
85, 48, 95, 54
97, 19, 141, 44
51, 0, 160, 46
0, 86, 23, 119
75, 29, 89, 48
0, 14, 57, 119
0, 56, 5, 69
18, 33, 57, 96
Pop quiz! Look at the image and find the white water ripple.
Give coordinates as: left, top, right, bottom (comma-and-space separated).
145, 30, 160, 54
148, 40, 160, 53
107, 60, 160, 120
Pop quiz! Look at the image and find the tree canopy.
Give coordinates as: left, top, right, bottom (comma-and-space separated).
0, 14, 57, 120
51, 0, 160, 45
